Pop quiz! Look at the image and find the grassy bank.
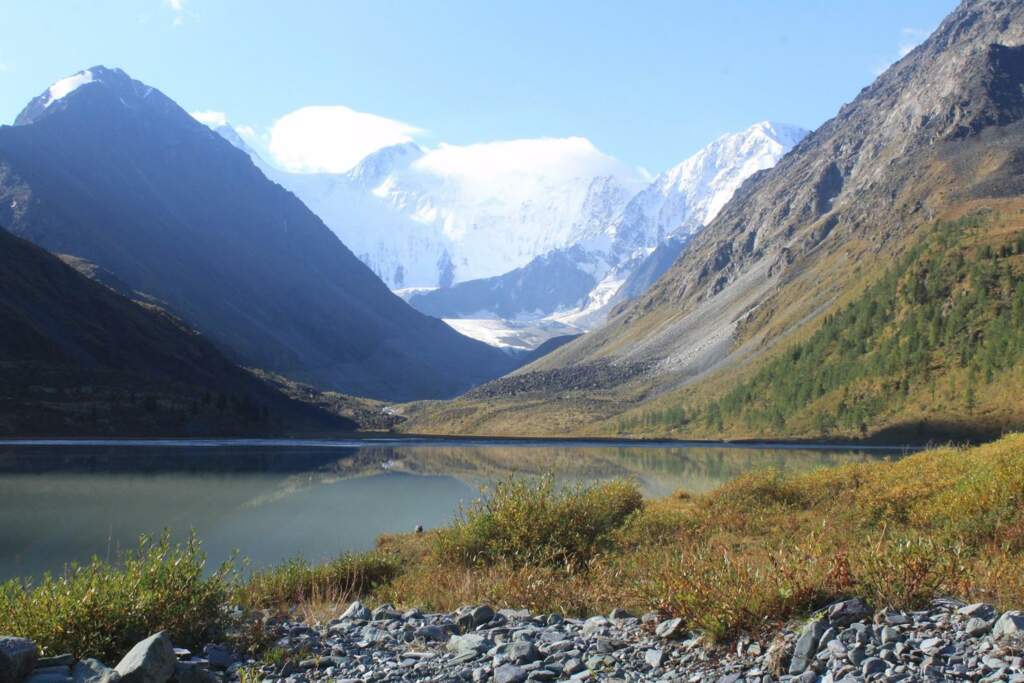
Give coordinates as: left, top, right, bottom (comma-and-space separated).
3, 435, 1023, 659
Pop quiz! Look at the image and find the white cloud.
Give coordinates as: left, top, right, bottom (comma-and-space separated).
267, 105, 423, 173
414, 137, 643, 192
191, 110, 228, 127
234, 124, 257, 141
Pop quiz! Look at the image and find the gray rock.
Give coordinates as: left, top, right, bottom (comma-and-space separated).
493, 664, 527, 683
201, 645, 234, 671
959, 603, 997, 621
506, 642, 540, 665
414, 625, 448, 642
36, 658, 73, 670
829, 599, 873, 627
789, 617, 828, 675
340, 601, 371, 621
862, 657, 886, 676
581, 617, 608, 637
562, 659, 585, 675
168, 663, 214, 683
0, 638, 37, 683
654, 618, 683, 639
72, 660, 119, 683
993, 612, 1024, 642
470, 605, 496, 628
966, 618, 993, 637
114, 633, 176, 683
25, 674, 69, 683
644, 649, 664, 669
446, 634, 489, 656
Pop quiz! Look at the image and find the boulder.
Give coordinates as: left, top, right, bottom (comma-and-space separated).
789, 617, 828, 675
340, 601, 371, 621
644, 649, 664, 669
992, 611, 1024, 642
72, 660, 119, 683
654, 618, 683, 639
0, 638, 37, 683
445, 634, 489, 656
492, 664, 527, 683
505, 641, 539, 665
958, 603, 997, 622
828, 598, 873, 627
469, 605, 495, 628
114, 633, 176, 683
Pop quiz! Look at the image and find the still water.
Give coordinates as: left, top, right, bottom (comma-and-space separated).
0, 438, 910, 581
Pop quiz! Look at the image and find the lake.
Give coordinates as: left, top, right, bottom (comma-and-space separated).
0, 438, 911, 581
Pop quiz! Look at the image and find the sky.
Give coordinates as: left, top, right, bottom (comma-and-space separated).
0, 0, 958, 174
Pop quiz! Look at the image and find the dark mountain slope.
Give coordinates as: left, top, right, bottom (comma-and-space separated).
0, 67, 514, 402
0, 226, 353, 436
402, 0, 1024, 437
408, 248, 598, 320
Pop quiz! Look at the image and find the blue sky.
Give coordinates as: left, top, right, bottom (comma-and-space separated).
0, 0, 957, 173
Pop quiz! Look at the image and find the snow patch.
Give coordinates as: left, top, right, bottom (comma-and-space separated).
443, 318, 582, 351
45, 70, 94, 108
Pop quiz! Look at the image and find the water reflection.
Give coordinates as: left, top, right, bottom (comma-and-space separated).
0, 440, 902, 580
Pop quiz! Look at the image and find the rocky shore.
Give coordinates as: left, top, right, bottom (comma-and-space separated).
3, 598, 1022, 683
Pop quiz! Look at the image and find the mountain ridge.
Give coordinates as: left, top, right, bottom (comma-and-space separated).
0, 66, 515, 402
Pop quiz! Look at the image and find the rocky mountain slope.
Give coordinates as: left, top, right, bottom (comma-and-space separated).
0, 226, 351, 436
0, 67, 515, 402
402, 0, 1024, 438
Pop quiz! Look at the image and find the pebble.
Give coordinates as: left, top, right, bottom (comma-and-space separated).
6, 597, 1024, 683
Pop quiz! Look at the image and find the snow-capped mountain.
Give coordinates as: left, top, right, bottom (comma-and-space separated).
410, 121, 809, 337
603, 121, 809, 263
213, 129, 647, 289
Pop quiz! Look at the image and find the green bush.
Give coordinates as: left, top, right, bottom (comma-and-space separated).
0, 532, 231, 662
235, 551, 401, 610
434, 476, 643, 569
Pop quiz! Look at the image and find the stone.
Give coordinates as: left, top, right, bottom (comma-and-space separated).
655, 618, 684, 639
340, 601, 371, 621
562, 659, 585, 675
789, 617, 828, 675
201, 645, 234, 671
414, 625, 448, 642
506, 642, 540, 665
371, 606, 402, 622
644, 649, 664, 669
471, 605, 496, 628
446, 634, 489, 656
967, 618, 993, 637
959, 603, 997, 621
168, 663, 214, 683
581, 617, 608, 637
114, 633, 176, 683
493, 664, 527, 683
829, 599, 873, 627
36, 658, 73, 670
72, 660, 119, 683
862, 657, 886, 676
0, 638, 38, 683
993, 612, 1024, 642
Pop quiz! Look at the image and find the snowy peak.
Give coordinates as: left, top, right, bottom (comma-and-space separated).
347, 142, 425, 189
607, 120, 808, 259
15, 66, 160, 126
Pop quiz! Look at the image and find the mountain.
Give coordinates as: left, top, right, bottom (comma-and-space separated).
405, 122, 806, 335
403, 0, 1024, 439
216, 132, 648, 289
0, 226, 352, 436
0, 66, 515, 402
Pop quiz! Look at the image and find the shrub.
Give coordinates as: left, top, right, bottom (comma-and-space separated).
0, 532, 231, 662
434, 477, 643, 569
235, 551, 401, 612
